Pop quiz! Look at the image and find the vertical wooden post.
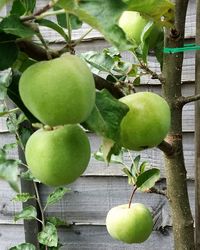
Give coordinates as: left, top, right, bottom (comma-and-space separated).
18, 147, 40, 248
195, 0, 200, 248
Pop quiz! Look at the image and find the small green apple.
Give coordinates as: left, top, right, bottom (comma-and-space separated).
118, 11, 162, 48
25, 124, 91, 186
19, 54, 96, 126
119, 92, 170, 151
106, 203, 153, 244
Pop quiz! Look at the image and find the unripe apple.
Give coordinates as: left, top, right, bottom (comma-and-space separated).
118, 11, 162, 48
19, 54, 96, 126
106, 203, 153, 243
25, 125, 91, 186
119, 92, 170, 150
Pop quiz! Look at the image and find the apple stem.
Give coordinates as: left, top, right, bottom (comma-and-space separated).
128, 186, 138, 208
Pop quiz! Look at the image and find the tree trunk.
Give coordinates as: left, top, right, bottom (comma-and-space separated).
162, 0, 194, 249
195, 0, 200, 248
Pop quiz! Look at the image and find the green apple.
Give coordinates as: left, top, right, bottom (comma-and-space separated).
119, 92, 170, 150
25, 124, 91, 186
19, 54, 95, 126
118, 11, 162, 48
106, 203, 153, 243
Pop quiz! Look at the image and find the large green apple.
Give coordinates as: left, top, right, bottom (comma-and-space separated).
118, 11, 162, 48
25, 124, 91, 186
106, 203, 153, 243
19, 54, 95, 126
119, 92, 170, 150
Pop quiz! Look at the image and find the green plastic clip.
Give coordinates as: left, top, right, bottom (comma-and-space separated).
163, 44, 200, 54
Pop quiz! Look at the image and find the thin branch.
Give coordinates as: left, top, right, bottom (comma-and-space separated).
21, 0, 59, 22
139, 61, 165, 84
128, 186, 137, 208
147, 187, 167, 197
157, 140, 174, 156
176, 94, 200, 106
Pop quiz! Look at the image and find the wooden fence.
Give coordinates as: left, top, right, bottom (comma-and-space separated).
0, 0, 197, 249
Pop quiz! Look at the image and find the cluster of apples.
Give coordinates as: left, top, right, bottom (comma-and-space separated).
105, 11, 170, 245
19, 54, 96, 186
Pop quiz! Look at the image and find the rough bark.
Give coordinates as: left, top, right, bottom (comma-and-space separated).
195, 0, 200, 248
162, 0, 194, 249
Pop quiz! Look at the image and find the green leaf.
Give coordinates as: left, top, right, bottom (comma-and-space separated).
82, 89, 129, 142
10, 0, 36, 16
136, 168, 160, 191
0, 32, 19, 70
36, 19, 68, 41
133, 77, 140, 85
0, 15, 35, 38
58, 0, 132, 51
53, 6, 82, 29
139, 161, 149, 174
47, 216, 70, 227
130, 155, 140, 176
38, 222, 58, 247
0, 69, 12, 99
101, 137, 122, 163
81, 48, 134, 77
9, 243, 36, 250
93, 149, 123, 165
122, 167, 135, 185
12, 193, 35, 202
0, 159, 19, 192
14, 205, 37, 222
46, 187, 70, 208
20, 169, 40, 182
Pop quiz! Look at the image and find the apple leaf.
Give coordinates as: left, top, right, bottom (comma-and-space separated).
10, 0, 36, 16
0, 70, 12, 99
124, 0, 175, 27
122, 167, 136, 185
9, 243, 36, 250
100, 137, 122, 163
57, 0, 132, 51
83, 89, 129, 142
46, 216, 70, 227
12, 193, 35, 202
53, 5, 82, 30
0, 15, 35, 38
81, 47, 134, 77
45, 187, 71, 208
36, 19, 69, 42
136, 168, 160, 191
0, 32, 19, 70
93, 145, 124, 165
14, 205, 37, 222
0, 158, 20, 192
38, 222, 58, 247
20, 169, 40, 182
130, 155, 141, 176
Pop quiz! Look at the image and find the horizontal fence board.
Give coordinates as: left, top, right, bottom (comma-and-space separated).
86, 132, 195, 179
0, 181, 23, 225
0, 224, 25, 250
58, 225, 173, 250
40, 177, 195, 227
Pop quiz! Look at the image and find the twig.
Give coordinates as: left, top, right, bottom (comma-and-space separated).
139, 62, 165, 84
157, 140, 174, 156
146, 187, 167, 197
128, 186, 137, 208
33, 182, 45, 227
21, 0, 60, 22
176, 94, 200, 106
